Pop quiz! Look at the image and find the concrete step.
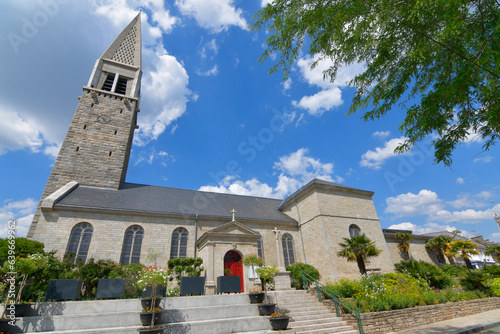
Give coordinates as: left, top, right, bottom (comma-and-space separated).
292, 322, 353, 332
163, 315, 271, 334
294, 328, 358, 334
292, 318, 347, 327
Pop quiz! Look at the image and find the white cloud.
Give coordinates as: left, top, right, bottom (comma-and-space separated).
372, 131, 390, 139
135, 148, 174, 167
136, 49, 192, 145
490, 233, 500, 243
474, 156, 492, 163
386, 189, 500, 225
196, 65, 219, 76
387, 221, 460, 235
431, 204, 500, 224
175, 0, 247, 33
282, 78, 292, 95
448, 193, 489, 209
385, 190, 444, 217
261, 0, 273, 6
456, 177, 465, 184
0, 198, 38, 238
199, 148, 340, 198
360, 136, 409, 169
292, 55, 365, 115
0, 105, 57, 158
199, 38, 218, 58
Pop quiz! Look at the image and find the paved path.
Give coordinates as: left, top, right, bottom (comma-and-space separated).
387, 309, 500, 334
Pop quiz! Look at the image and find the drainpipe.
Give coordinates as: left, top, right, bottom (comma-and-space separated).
194, 214, 199, 258
294, 198, 307, 264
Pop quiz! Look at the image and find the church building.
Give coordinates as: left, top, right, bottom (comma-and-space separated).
27, 14, 439, 294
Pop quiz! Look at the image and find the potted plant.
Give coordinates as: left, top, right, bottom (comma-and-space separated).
247, 289, 265, 304
269, 310, 290, 330
139, 307, 162, 326
0, 282, 16, 333
136, 251, 170, 334
255, 265, 279, 316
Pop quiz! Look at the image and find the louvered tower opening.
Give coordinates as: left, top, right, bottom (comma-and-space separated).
102, 74, 115, 91
115, 77, 128, 95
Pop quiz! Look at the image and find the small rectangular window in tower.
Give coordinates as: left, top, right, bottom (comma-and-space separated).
114, 130, 117, 135
115, 77, 128, 95
102, 73, 115, 91
109, 151, 112, 156
83, 125, 87, 129
76, 146, 79, 152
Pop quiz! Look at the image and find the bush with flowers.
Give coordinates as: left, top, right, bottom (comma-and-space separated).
270, 310, 289, 318
241, 254, 264, 267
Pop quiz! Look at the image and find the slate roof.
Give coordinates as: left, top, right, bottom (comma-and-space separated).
55, 182, 297, 223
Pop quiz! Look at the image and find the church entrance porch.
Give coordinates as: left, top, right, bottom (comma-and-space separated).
224, 250, 244, 292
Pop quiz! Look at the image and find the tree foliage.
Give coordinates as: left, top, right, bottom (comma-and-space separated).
251, 0, 500, 165
426, 235, 455, 264
394, 232, 413, 260
337, 234, 381, 275
448, 240, 479, 269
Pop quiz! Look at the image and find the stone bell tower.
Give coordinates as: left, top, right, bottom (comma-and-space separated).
27, 14, 142, 238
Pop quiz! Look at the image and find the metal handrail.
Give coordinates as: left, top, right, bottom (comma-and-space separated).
301, 271, 364, 334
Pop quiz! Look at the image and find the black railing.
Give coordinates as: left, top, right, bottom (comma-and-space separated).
301, 271, 364, 334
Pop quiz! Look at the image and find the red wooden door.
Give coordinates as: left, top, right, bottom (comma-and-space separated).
224, 250, 244, 292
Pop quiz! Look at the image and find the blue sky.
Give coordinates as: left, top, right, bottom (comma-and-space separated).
1, 0, 499, 243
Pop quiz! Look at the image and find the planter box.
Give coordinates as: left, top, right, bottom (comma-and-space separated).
270, 317, 290, 330
258, 303, 276, 316
180, 277, 205, 296
140, 312, 163, 326
216, 276, 240, 294
95, 278, 125, 299
141, 298, 161, 309
142, 286, 167, 298
249, 292, 265, 304
46, 279, 83, 301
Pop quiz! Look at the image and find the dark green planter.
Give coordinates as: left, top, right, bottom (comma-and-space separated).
141, 298, 161, 309
0, 318, 16, 333
248, 292, 265, 304
180, 277, 205, 296
258, 303, 276, 316
14, 303, 33, 317
216, 276, 240, 294
137, 327, 164, 334
46, 279, 83, 301
139, 312, 162, 326
270, 317, 290, 330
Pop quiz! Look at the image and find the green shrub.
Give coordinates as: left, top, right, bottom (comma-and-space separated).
286, 263, 320, 289
491, 277, 500, 296
482, 265, 500, 278
459, 270, 490, 292
326, 278, 361, 298
167, 257, 204, 284
395, 259, 453, 289
441, 264, 468, 277
0, 238, 45, 266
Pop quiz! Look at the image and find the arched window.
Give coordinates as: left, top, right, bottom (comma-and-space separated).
349, 224, 361, 238
170, 228, 188, 259
120, 225, 144, 264
257, 234, 264, 259
282, 233, 295, 267
65, 223, 93, 263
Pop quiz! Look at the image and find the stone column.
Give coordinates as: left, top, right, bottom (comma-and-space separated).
273, 227, 292, 290
205, 242, 216, 295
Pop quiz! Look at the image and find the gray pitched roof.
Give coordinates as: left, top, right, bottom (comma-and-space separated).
55, 182, 297, 223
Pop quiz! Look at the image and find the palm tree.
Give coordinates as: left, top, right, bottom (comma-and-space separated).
337, 234, 382, 275
485, 245, 500, 263
448, 240, 479, 269
425, 235, 454, 264
395, 232, 413, 260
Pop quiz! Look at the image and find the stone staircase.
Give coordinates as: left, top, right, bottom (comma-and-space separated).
268, 290, 359, 334
2, 294, 271, 334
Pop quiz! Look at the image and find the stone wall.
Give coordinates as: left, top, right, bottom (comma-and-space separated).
322, 297, 500, 334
